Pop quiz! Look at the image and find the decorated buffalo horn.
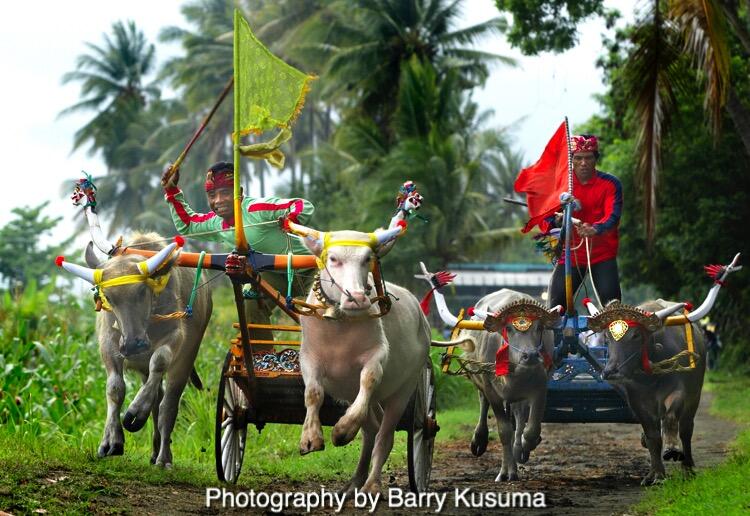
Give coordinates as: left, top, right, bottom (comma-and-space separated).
286, 220, 322, 243
373, 226, 403, 245
415, 263, 459, 326
137, 242, 179, 275
84, 206, 116, 255
56, 257, 96, 284
666, 252, 742, 324
430, 336, 476, 352
582, 299, 599, 316
654, 303, 686, 320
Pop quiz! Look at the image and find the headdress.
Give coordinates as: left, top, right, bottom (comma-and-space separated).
571, 134, 599, 154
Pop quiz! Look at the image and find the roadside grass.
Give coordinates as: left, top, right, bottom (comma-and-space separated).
632, 371, 750, 515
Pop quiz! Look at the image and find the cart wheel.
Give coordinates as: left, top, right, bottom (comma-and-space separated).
215, 351, 250, 483
407, 360, 437, 492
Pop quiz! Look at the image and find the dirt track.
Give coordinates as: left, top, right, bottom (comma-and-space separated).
113, 391, 736, 515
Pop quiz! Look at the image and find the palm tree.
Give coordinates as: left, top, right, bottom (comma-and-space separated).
313, 0, 514, 146
60, 20, 158, 166
621, 0, 750, 241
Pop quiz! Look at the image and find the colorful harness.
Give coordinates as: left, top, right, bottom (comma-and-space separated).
93, 269, 171, 312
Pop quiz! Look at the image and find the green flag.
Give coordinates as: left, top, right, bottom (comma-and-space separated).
234, 10, 314, 138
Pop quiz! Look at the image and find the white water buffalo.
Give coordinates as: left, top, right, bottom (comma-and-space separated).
285, 219, 430, 494
56, 233, 212, 467
587, 254, 740, 484
418, 264, 560, 481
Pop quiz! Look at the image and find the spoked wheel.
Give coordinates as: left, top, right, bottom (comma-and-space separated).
215, 351, 250, 483
407, 360, 438, 492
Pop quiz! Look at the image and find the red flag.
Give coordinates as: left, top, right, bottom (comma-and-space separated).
514, 122, 570, 233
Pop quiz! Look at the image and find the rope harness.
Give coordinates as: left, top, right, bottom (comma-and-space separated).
92, 250, 207, 322
284, 233, 393, 321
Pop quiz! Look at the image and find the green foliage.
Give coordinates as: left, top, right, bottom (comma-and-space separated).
0, 204, 73, 289
495, 0, 615, 54
583, 32, 750, 366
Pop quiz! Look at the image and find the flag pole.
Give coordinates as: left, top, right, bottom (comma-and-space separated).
233, 10, 248, 252
563, 116, 575, 315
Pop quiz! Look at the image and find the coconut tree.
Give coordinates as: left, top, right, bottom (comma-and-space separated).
60, 20, 158, 166
619, 0, 750, 241
310, 0, 514, 146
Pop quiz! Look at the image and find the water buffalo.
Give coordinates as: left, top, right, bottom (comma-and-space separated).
418, 265, 560, 481
286, 219, 431, 495
587, 254, 741, 484
56, 233, 212, 467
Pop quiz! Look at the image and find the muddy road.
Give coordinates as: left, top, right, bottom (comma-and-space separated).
108, 391, 736, 515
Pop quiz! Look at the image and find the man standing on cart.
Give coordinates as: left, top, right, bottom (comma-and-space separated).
161, 161, 315, 347
545, 134, 623, 309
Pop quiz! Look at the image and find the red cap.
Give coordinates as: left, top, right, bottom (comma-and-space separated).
467, 306, 475, 317
55, 256, 65, 267
582, 297, 592, 306
173, 235, 185, 247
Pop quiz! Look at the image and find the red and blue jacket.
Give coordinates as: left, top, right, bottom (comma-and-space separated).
559, 170, 622, 266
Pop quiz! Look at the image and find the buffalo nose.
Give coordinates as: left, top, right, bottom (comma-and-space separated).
341, 291, 369, 308
521, 350, 540, 364
120, 337, 149, 356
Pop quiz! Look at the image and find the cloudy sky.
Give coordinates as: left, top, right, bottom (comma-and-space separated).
0, 0, 633, 241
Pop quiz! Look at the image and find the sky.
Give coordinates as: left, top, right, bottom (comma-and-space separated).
0, 0, 634, 243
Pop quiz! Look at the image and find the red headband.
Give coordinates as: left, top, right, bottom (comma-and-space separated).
205, 170, 234, 192
571, 135, 598, 153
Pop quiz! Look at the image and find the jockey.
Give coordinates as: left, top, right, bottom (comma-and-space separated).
547, 134, 623, 309
161, 161, 315, 348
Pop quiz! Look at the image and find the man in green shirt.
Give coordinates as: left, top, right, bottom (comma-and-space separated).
162, 161, 315, 348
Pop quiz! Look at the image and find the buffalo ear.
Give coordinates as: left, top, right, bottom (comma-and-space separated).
301, 234, 324, 257
85, 241, 102, 268
375, 239, 396, 258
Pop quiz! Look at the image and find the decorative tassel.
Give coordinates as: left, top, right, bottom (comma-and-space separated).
704, 264, 726, 285
419, 270, 456, 315
641, 344, 652, 374
419, 289, 435, 316
495, 343, 510, 376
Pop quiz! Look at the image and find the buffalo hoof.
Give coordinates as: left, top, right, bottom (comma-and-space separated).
641, 471, 666, 486
471, 431, 488, 457
494, 471, 518, 482
97, 442, 124, 457
299, 434, 325, 455
331, 423, 359, 447
663, 447, 685, 462
122, 410, 148, 433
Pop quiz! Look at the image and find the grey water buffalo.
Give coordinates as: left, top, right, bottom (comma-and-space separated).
418, 265, 560, 481
587, 253, 741, 484
286, 219, 431, 494
57, 233, 212, 467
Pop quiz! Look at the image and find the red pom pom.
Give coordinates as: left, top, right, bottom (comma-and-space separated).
582, 297, 592, 306
397, 219, 407, 229
684, 301, 693, 312
467, 306, 475, 317
173, 235, 185, 247
281, 217, 291, 232
55, 256, 65, 267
